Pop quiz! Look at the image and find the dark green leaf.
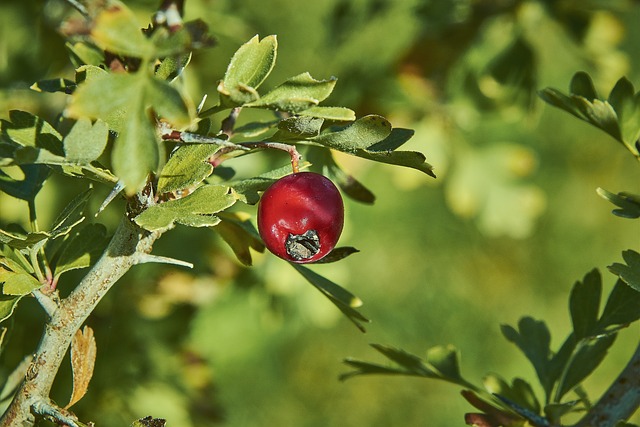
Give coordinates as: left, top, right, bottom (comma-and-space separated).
246, 73, 337, 112
49, 187, 92, 239
483, 374, 541, 415
598, 278, 640, 328
134, 185, 237, 231
597, 188, 640, 219
570, 269, 602, 339
371, 344, 434, 376
555, 334, 616, 400
608, 77, 640, 148
0, 228, 49, 251
367, 128, 415, 152
355, 148, 436, 178
218, 35, 277, 105
426, 345, 471, 387
0, 165, 50, 201
215, 212, 265, 266
65, 42, 105, 68
547, 334, 577, 400
233, 120, 279, 138
30, 78, 76, 94
157, 144, 219, 194
501, 317, 553, 394
63, 118, 109, 164
570, 72, 598, 100
0, 245, 33, 274
544, 401, 583, 424
0, 295, 23, 323
312, 247, 359, 264
53, 224, 109, 279
272, 116, 324, 141
608, 250, 640, 292
291, 263, 368, 332
311, 115, 392, 151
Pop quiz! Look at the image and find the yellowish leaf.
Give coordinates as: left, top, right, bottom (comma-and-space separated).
65, 325, 97, 409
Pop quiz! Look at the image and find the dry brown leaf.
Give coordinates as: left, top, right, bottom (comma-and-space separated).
65, 325, 97, 409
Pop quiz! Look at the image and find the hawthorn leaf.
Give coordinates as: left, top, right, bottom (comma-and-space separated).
555, 334, 616, 400
30, 78, 76, 94
0, 165, 50, 201
608, 250, 640, 292
291, 263, 368, 332
501, 317, 553, 395
66, 326, 97, 409
157, 143, 219, 194
66, 42, 105, 68
0, 245, 33, 274
144, 76, 194, 128
233, 120, 279, 138
598, 278, 640, 328
597, 188, 640, 219
272, 116, 324, 141
91, 1, 154, 58
569, 269, 602, 340
0, 268, 40, 296
155, 53, 192, 81
0, 228, 49, 251
218, 35, 277, 105
608, 77, 640, 148
298, 106, 356, 121
227, 163, 305, 205
569, 71, 598, 100
63, 118, 109, 164
216, 212, 265, 266
0, 110, 63, 152
312, 247, 359, 264
134, 185, 236, 231
311, 115, 392, 150
246, 73, 337, 112
54, 224, 109, 279
426, 345, 471, 387
74, 64, 108, 85
483, 374, 541, 415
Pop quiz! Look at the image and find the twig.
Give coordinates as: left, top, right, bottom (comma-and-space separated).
32, 399, 86, 427
572, 341, 640, 427
32, 289, 59, 318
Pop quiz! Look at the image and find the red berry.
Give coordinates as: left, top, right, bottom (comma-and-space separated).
258, 172, 344, 263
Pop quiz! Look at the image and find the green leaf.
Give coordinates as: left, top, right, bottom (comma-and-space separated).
311, 115, 392, 151
483, 374, 541, 415
608, 250, 640, 292
49, 187, 92, 239
157, 143, 219, 194
1, 111, 65, 165
0, 245, 33, 274
298, 106, 356, 121
501, 317, 553, 395
570, 72, 598, 100
134, 185, 237, 231
53, 224, 109, 279
227, 163, 303, 205
63, 118, 109, 164
291, 263, 368, 332
598, 278, 640, 328
0, 165, 50, 201
90, 1, 154, 58
426, 345, 470, 387
218, 35, 277, 105
246, 72, 337, 112
569, 269, 602, 339
544, 401, 582, 424
608, 77, 640, 148
0, 228, 49, 251
555, 334, 616, 400
0, 268, 40, 296
216, 212, 265, 266
0, 295, 23, 323
272, 116, 324, 141
30, 78, 76, 94
597, 188, 640, 219
312, 247, 359, 264
155, 53, 192, 81
66, 42, 105, 68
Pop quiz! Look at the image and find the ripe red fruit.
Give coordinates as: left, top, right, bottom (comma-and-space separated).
258, 172, 344, 263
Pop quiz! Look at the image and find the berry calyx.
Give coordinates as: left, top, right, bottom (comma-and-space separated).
257, 172, 344, 263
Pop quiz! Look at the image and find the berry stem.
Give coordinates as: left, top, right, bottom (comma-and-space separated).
240, 141, 302, 173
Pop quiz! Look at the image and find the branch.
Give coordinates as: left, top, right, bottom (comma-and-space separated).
0, 217, 161, 427
573, 341, 640, 427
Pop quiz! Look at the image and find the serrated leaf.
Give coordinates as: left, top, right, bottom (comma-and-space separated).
90, 1, 154, 58
246, 73, 337, 112
298, 106, 356, 121
291, 263, 368, 332
570, 269, 602, 340
219, 35, 277, 105
63, 118, 109, 164
0, 268, 40, 296
134, 185, 236, 231
157, 144, 219, 194
597, 188, 640, 219
216, 212, 265, 266
54, 224, 108, 279
598, 278, 640, 328
556, 334, 616, 400
65, 326, 97, 409
608, 250, 640, 292
501, 317, 553, 395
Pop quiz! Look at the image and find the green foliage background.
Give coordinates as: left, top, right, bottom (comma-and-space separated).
1, 0, 639, 426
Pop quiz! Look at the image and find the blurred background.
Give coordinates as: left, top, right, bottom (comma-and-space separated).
1, 0, 639, 426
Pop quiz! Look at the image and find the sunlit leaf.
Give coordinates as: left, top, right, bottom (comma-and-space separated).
0, 165, 50, 201
157, 143, 219, 194
216, 212, 265, 266
65, 326, 97, 409
66, 42, 105, 68
218, 35, 277, 105
598, 278, 640, 328
272, 116, 324, 141
311, 115, 392, 150
0, 295, 22, 323
63, 118, 109, 164
298, 106, 356, 121
483, 374, 540, 414
0, 268, 40, 296
91, 1, 154, 58
246, 72, 337, 112
30, 78, 76, 94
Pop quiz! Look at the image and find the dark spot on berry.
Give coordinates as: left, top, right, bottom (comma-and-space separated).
286, 230, 320, 261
